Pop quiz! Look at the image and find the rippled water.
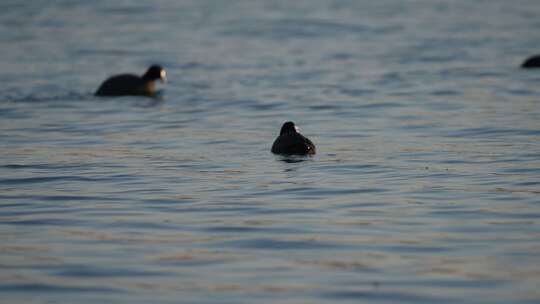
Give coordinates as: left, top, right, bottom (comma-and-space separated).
1, 1, 540, 303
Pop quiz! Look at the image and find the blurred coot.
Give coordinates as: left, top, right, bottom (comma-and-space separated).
95, 65, 166, 97
271, 121, 316, 156
521, 55, 540, 68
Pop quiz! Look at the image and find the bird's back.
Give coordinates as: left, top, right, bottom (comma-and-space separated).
95, 74, 147, 96
271, 133, 316, 155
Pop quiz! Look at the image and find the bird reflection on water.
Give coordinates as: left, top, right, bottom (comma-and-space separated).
277, 155, 313, 164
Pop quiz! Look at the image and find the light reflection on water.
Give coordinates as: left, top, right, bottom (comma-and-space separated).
1, 0, 540, 303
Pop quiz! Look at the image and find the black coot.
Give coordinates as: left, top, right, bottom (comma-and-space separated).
95, 65, 166, 97
521, 55, 540, 68
271, 121, 316, 156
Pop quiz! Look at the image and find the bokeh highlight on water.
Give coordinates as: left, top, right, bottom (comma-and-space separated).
1, 1, 540, 303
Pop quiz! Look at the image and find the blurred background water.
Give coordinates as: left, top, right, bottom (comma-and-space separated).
1, 0, 540, 303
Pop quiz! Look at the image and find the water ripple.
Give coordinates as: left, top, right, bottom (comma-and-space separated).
0, 283, 121, 294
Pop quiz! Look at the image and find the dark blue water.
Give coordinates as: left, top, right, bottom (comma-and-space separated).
1, 1, 540, 303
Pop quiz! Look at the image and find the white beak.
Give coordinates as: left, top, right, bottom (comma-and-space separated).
160, 70, 167, 83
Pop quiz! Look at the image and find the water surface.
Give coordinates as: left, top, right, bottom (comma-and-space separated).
1, 1, 540, 303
